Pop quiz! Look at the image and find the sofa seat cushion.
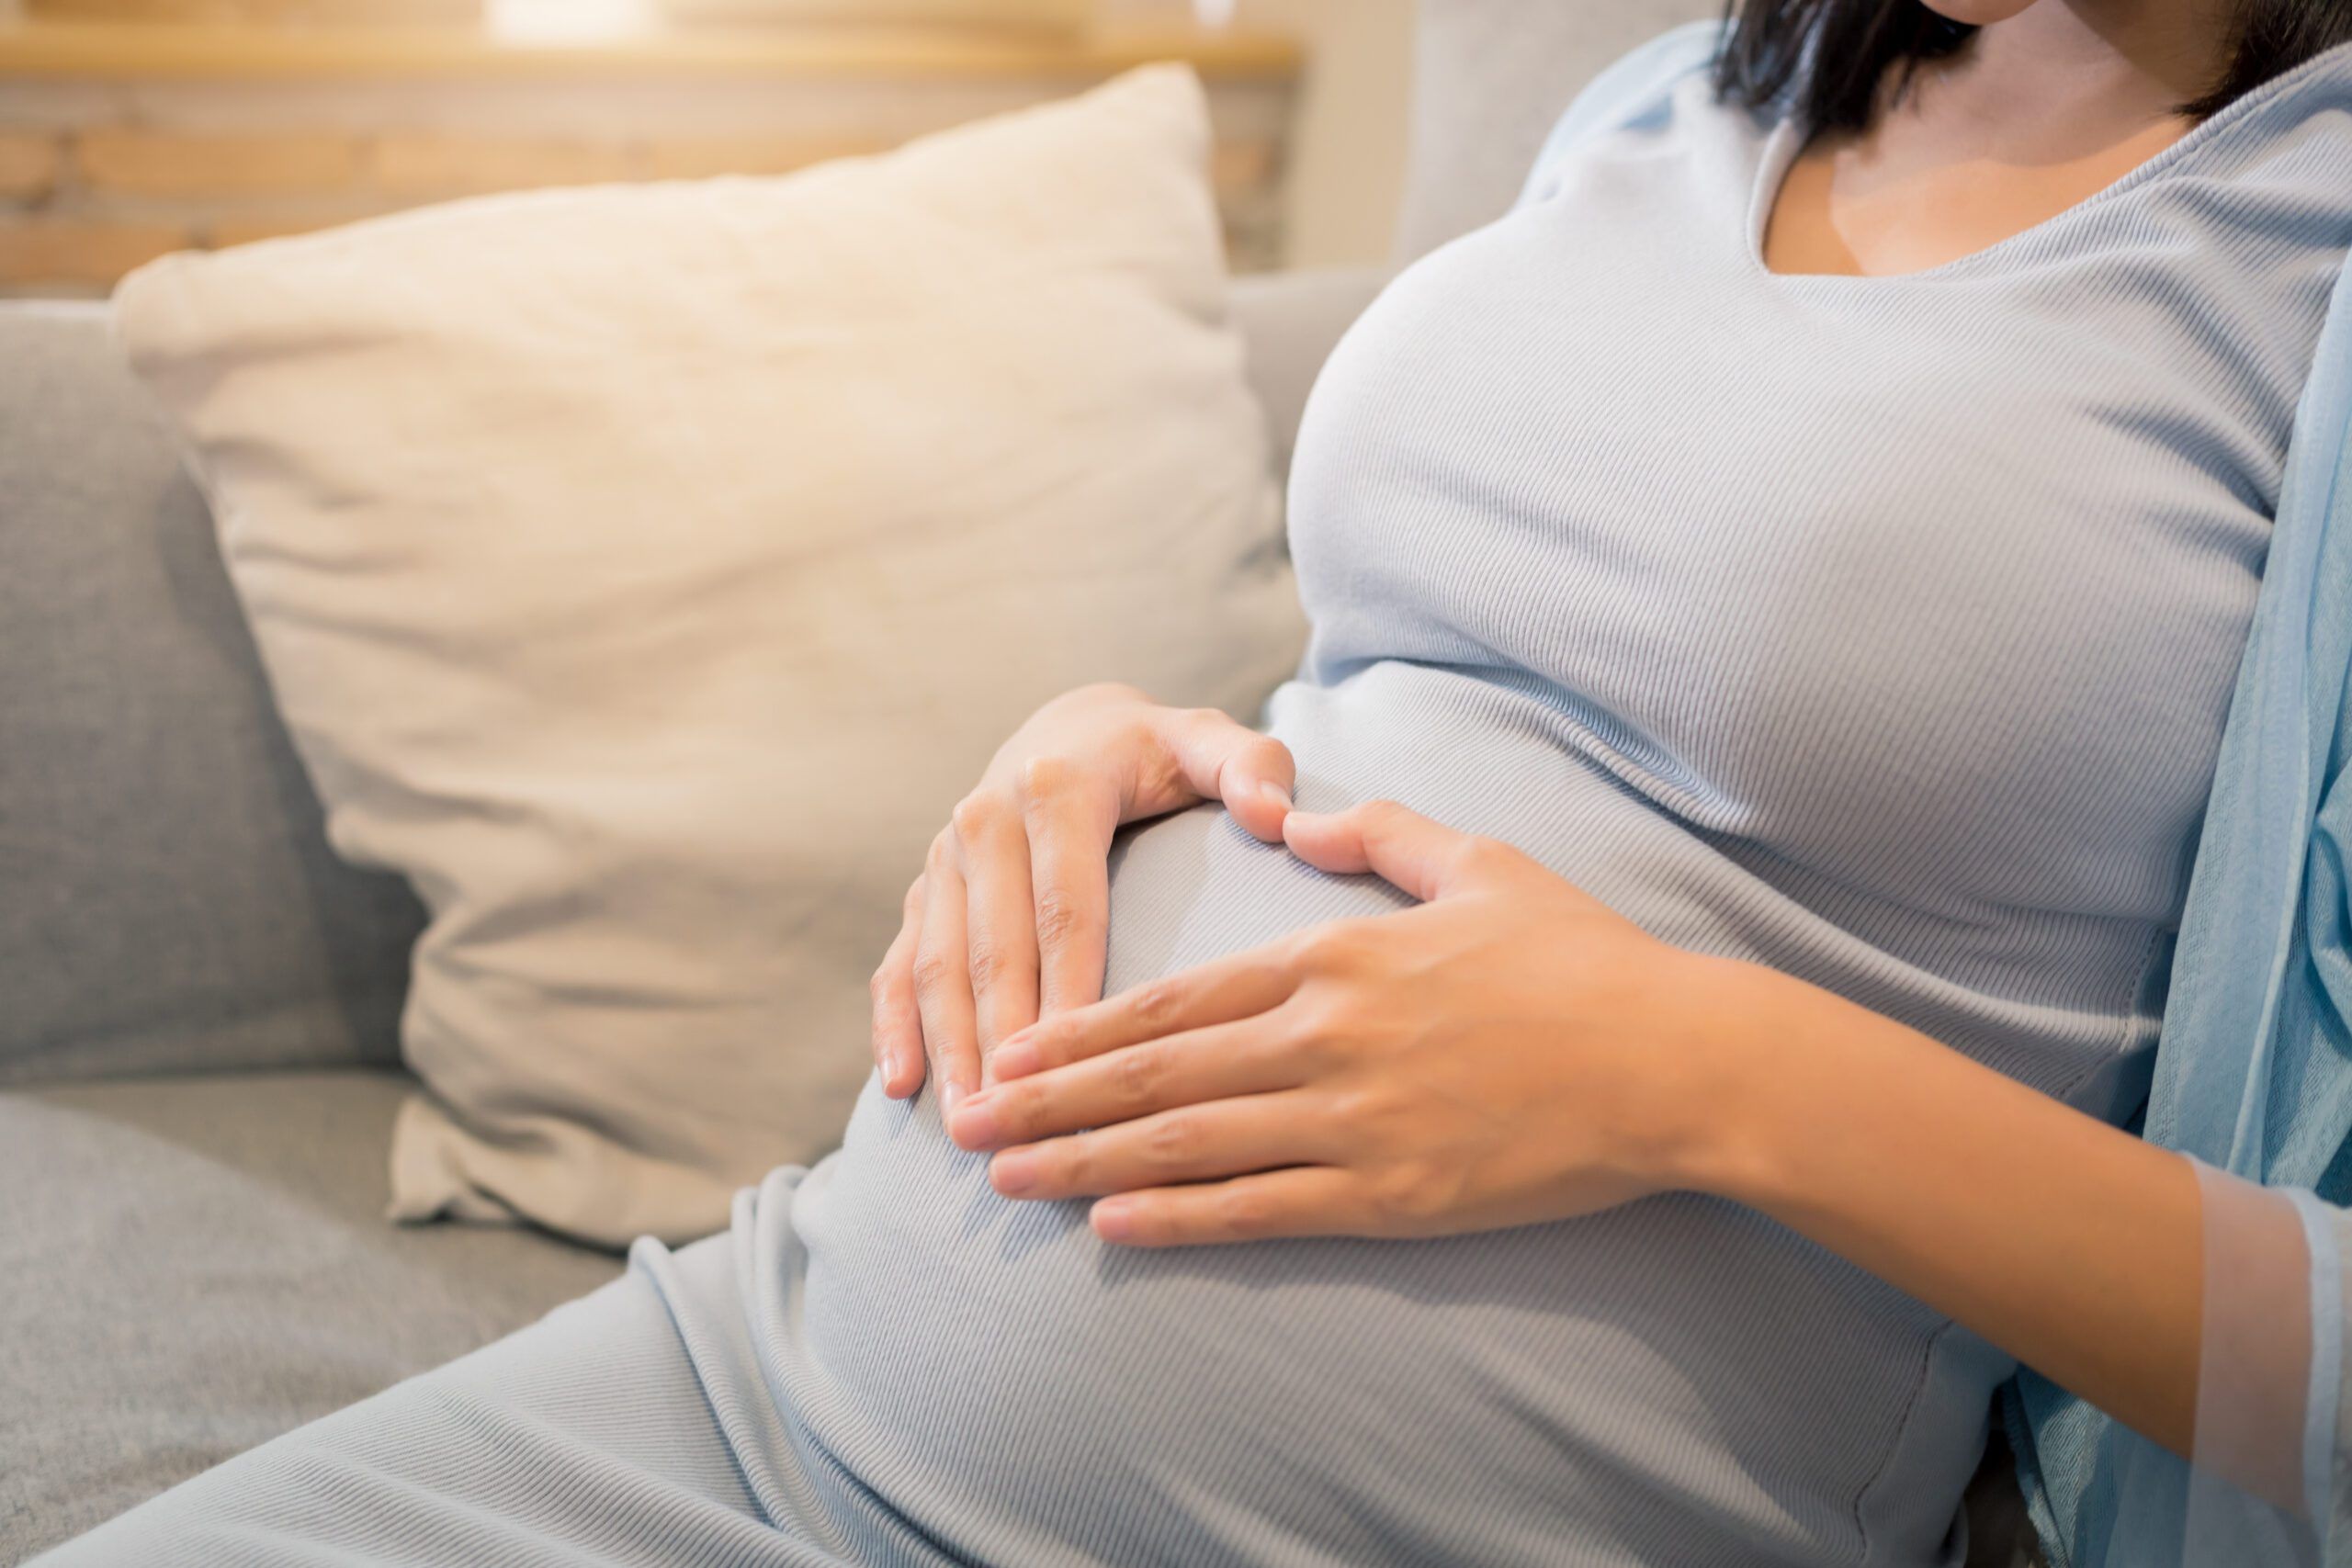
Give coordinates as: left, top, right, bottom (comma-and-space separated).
0, 1070, 623, 1562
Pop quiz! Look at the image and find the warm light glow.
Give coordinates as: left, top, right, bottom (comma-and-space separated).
1193, 0, 1234, 27
491, 0, 659, 44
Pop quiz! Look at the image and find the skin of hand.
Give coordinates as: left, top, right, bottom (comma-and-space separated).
944, 797, 2208, 1464
868, 682, 1296, 1117
941, 799, 1736, 1238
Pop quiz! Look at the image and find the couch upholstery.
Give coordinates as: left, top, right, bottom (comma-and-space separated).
0, 6, 2039, 1564
0, 305, 425, 1090
0, 1074, 621, 1551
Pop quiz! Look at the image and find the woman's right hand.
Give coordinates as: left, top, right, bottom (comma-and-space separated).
870, 682, 1295, 1114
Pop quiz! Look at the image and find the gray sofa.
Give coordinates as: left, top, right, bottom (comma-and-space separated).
1, 2, 2041, 1563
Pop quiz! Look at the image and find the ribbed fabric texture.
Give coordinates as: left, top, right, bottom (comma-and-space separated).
39, 40, 2352, 1568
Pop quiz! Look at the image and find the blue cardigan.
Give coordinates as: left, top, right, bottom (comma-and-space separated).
2002, 143, 2352, 1568
1544, 24, 2352, 1567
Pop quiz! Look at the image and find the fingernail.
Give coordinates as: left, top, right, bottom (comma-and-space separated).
939, 1080, 965, 1118
948, 1093, 999, 1147
1092, 1200, 1136, 1241
1259, 781, 1293, 814
991, 1150, 1037, 1196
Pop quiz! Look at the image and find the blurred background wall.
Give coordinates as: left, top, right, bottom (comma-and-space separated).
1123, 0, 1415, 268
0, 0, 1420, 294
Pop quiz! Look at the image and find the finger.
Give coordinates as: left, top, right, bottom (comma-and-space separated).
946, 1013, 1306, 1152
950, 796, 1042, 1087
1019, 757, 1118, 1021
1281, 798, 1498, 902
912, 836, 982, 1114
1150, 707, 1297, 842
869, 877, 928, 1099
1091, 1167, 1371, 1247
984, 1091, 1329, 1201
988, 941, 1302, 1081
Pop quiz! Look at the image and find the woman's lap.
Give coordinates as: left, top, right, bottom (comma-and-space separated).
34, 1175, 861, 1568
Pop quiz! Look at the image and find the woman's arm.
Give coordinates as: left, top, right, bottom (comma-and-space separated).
1712, 1002, 2328, 1529
1679, 956, 2207, 1461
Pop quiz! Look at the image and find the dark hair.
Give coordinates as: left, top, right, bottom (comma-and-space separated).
1713, 0, 2352, 133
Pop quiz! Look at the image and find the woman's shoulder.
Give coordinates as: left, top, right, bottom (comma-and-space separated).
2150, 39, 2352, 181
1515, 20, 1738, 211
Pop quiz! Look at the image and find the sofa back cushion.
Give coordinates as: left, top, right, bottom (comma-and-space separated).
0, 302, 424, 1088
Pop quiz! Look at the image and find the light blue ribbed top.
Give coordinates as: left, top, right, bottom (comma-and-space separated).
766, 46, 2352, 1568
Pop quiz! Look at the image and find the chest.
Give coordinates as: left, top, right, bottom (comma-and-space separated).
1760, 111, 2197, 279
1282, 107, 2331, 915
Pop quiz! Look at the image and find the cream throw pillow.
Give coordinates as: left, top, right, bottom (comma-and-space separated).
114, 66, 1306, 1247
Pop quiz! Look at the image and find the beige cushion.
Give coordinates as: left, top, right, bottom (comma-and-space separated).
113, 65, 1306, 1247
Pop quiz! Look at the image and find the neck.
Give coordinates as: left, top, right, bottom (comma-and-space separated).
1913, 1, 2232, 141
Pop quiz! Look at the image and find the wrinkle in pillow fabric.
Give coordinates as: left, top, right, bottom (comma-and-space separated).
110, 65, 1306, 1247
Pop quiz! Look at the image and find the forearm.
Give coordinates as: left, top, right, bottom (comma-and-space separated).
1671, 956, 2204, 1458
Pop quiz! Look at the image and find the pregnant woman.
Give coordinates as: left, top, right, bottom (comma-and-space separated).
40, 1, 2352, 1565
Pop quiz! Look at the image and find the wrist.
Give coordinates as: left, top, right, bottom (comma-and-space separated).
1642, 953, 1832, 1209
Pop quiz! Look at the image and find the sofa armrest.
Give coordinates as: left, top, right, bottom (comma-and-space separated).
1229, 267, 1389, 479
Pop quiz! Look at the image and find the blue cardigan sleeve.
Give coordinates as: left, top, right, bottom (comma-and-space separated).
2007, 204, 2352, 1567
2164, 1164, 2347, 1564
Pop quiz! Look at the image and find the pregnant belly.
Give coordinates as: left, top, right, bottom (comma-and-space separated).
773, 670, 2013, 1568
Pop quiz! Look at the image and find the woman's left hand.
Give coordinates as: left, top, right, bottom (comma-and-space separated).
942, 799, 1757, 1247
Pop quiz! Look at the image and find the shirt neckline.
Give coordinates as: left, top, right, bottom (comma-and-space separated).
1743, 38, 2352, 287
